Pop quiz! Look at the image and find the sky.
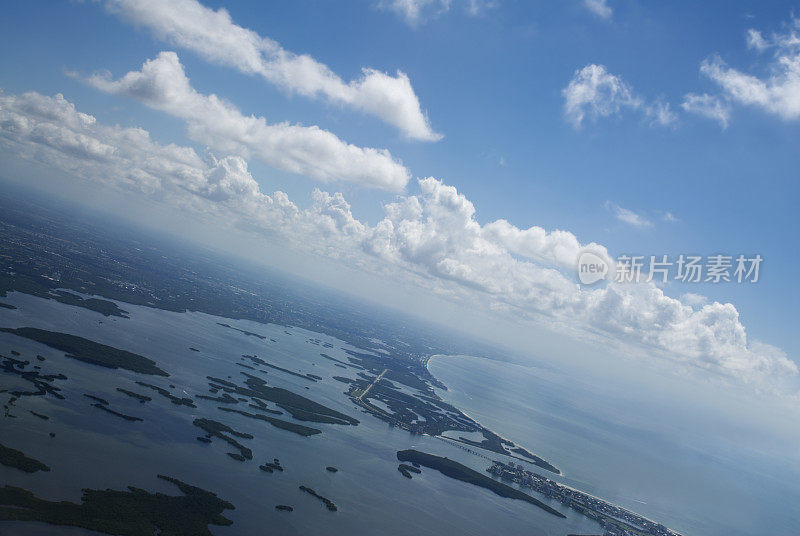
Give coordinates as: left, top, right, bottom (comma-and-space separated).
1, 0, 799, 424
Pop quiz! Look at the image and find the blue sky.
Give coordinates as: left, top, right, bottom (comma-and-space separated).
1, 0, 799, 395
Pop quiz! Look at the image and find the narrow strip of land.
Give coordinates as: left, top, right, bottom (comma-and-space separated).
357, 369, 387, 400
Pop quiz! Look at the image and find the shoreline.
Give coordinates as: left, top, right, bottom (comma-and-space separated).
425, 354, 565, 477
428, 354, 679, 535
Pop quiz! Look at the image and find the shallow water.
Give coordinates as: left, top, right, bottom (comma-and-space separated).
0, 293, 602, 536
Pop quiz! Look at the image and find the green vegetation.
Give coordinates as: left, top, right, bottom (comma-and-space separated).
396, 450, 565, 518
0, 474, 234, 535
84, 393, 109, 405
0, 443, 50, 473
397, 464, 421, 478
1, 354, 66, 400
259, 459, 283, 473
196, 392, 238, 404
0, 273, 127, 318
454, 430, 560, 474
299, 485, 337, 511
217, 407, 321, 437
0, 327, 167, 376
116, 387, 151, 403
192, 418, 253, 460
217, 323, 266, 339
319, 353, 356, 368
90, 403, 143, 422
204, 373, 358, 426
261, 361, 317, 382
135, 382, 195, 407
49, 290, 129, 318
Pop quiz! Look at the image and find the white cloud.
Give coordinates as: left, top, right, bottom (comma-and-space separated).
605, 201, 652, 228
584, 0, 612, 21
681, 292, 708, 308
563, 64, 677, 128
746, 29, 769, 52
698, 17, 800, 121
82, 52, 411, 192
1, 89, 796, 391
103, 0, 441, 141
378, 0, 496, 26
663, 211, 678, 223
681, 93, 731, 129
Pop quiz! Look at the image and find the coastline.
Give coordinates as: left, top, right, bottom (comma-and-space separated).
425, 353, 564, 477
427, 353, 681, 536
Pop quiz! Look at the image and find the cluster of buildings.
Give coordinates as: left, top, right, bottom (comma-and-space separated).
487, 461, 682, 536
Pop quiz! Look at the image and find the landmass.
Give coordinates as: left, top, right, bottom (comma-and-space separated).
135, 382, 195, 407
217, 406, 321, 437
203, 373, 358, 426
217, 323, 266, 339
397, 449, 565, 518
299, 485, 337, 511
0, 474, 234, 536
90, 403, 143, 422
259, 458, 283, 473
0, 327, 167, 376
116, 387, 152, 403
488, 461, 682, 536
397, 464, 421, 478
0, 442, 50, 473
192, 418, 253, 461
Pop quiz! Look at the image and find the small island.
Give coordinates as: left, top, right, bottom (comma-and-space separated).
0, 443, 50, 473
299, 485, 337, 511
397, 464, 421, 478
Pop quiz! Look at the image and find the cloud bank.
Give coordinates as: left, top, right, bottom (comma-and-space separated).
103, 0, 442, 141
83, 52, 410, 192
1, 90, 795, 393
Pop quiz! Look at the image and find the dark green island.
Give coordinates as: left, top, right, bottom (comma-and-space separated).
0, 474, 234, 536
397, 449, 565, 518
0, 443, 50, 473
0, 327, 167, 376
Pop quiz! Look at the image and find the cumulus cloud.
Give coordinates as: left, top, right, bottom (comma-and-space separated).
378, 0, 496, 26
584, 0, 612, 21
103, 0, 441, 141
563, 64, 677, 128
681, 93, 731, 129
82, 52, 411, 192
697, 17, 800, 122
1, 90, 796, 390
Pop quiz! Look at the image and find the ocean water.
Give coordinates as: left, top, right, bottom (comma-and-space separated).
428, 354, 800, 536
0, 293, 603, 536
